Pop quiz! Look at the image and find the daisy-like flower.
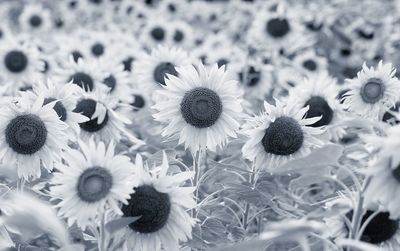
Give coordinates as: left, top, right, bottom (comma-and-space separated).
134, 45, 192, 95
120, 153, 196, 251
139, 17, 171, 49
0, 96, 69, 180
19, 78, 89, 136
98, 59, 133, 103
81, 31, 116, 60
168, 20, 195, 49
287, 73, 347, 141
153, 64, 243, 152
54, 57, 105, 92
292, 49, 328, 74
242, 99, 324, 170
238, 61, 273, 100
54, 33, 86, 63
325, 197, 400, 251
0, 37, 44, 94
18, 4, 52, 34
72, 88, 142, 144
50, 138, 136, 227
343, 61, 400, 119
248, 4, 306, 52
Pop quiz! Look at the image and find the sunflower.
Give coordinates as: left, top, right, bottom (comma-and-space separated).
50, 138, 136, 227
134, 45, 192, 95
292, 49, 328, 75
247, 4, 306, 53
98, 59, 133, 104
0, 37, 44, 94
119, 153, 196, 251
54, 56, 105, 92
72, 88, 143, 144
54, 33, 86, 63
242, 99, 324, 171
0, 96, 69, 180
343, 61, 400, 120
139, 17, 171, 49
18, 3, 52, 34
153, 63, 243, 153
19, 78, 89, 137
325, 197, 400, 251
287, 72, 348, 141
238, 60, 273, 100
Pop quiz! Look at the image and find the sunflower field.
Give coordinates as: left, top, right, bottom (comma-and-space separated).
0, 0, 399, 251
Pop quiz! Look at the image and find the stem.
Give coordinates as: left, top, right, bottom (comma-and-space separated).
98, 212, 107, 251
349, 176, 371, 241
243, 164, 257, 229
192, 150, 201, 217
17, 178, 25, 192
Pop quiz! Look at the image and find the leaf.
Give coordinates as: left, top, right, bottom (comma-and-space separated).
271, 144, 344, 174
202, 218, 226, 236
105, 216, 141, 234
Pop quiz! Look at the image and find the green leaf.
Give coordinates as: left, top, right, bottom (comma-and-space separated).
105, 216, 141, 234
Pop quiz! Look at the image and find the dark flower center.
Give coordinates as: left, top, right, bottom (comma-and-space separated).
151, 27, 165, 41
153, 62, 178, 86
89, 0, 102, 4
29, 15, 42, 27
346, 210, 399, 244
73, 99, 109, 132
239, 66, 261, 87
266, 18, 291, 38
77, 166, 113, 203
131, 94, 145, 109
122, 185, 171, 233
340, 48, 352, 57
342, 66, 359, 78
360, 78, 385, 104
382, 102, 400, 124
217, 58, 228, 68
44, 98, 67, 122
5, 114, 47, 154
302, 59, 317, 71
4, 50, 28, 73
173, 30, 184, 42
69, 72, 94, 91
71, 51, 83, 62
262, 116, 304, 155
180, 87, 223, 128
392, 163, 400, 183
304, 96, 333, 127
122, 57, 134, 72
357, 29, 374, 40
91, 43, 104, 57
103, 75, 116, 92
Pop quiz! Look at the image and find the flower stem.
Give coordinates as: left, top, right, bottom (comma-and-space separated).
192, 150, 201, 217
98, 212, 107, 251
243, 164, 257, 230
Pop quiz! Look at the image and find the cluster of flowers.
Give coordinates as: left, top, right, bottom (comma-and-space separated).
0, 0, 400, 250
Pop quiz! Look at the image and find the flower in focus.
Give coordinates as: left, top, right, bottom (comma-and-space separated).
120, 153, 196, 251
0, 96, 69, 180
242, 99, 324, 170
50, 138, 136, 227
343, 61, 400, 120
153, 63, 243, 152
